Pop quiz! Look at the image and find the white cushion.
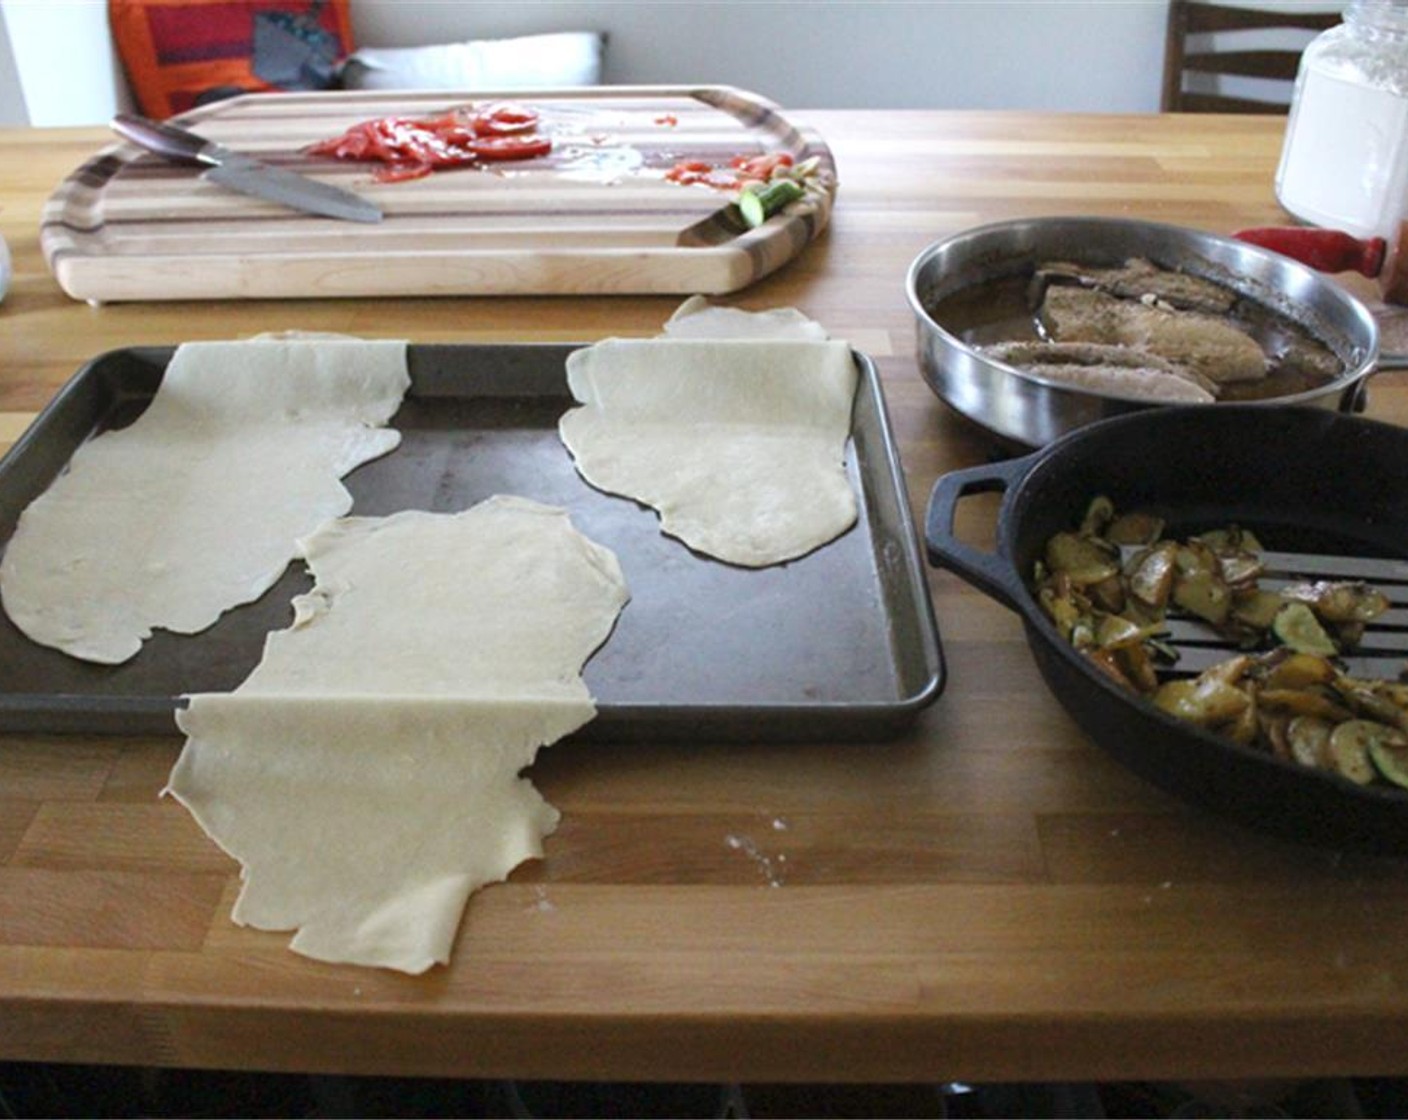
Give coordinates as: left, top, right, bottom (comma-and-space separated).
342, 32, 603, 91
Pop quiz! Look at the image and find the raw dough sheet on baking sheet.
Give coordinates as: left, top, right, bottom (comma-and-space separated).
0, 343, 943, 739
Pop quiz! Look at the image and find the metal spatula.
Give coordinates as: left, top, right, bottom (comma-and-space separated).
1119, 545, 1408, 678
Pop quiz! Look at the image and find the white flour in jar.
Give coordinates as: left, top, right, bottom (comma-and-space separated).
1277, 67, 1408, 240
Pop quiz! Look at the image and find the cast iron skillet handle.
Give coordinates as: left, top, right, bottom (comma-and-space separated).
924, 455, 1036, 613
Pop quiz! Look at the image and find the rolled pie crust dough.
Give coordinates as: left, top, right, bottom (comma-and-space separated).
166, 496, 629, 973
662, 294, 831, 341
558, 337, 858, 567
0, 338, 410, 663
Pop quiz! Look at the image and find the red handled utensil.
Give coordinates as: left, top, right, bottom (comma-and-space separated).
1234, 225, 1408, 303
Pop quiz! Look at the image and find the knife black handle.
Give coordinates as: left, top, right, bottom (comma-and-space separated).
111, 113, 218, 166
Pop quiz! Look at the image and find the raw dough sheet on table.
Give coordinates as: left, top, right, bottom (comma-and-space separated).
167, 497, 629, 973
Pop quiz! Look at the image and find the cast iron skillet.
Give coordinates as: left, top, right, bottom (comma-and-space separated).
925, 404, 1408, 855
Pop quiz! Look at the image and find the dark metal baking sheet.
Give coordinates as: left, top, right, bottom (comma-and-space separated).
0, 344, 944, 739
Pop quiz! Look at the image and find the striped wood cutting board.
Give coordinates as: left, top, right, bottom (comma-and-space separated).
41, 85, 836, 303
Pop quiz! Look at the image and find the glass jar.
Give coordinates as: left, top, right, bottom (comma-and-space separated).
1276, 0, 1408, 240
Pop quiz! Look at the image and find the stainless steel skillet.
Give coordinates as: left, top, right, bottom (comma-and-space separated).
906, 216, 1408, 448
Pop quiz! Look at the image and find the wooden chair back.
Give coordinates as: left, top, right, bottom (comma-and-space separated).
1161, 0, 1341, 113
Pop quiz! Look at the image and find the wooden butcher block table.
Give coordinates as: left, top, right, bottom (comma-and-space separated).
3, 108, 1408, 1085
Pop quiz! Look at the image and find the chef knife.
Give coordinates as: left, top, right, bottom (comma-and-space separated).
110, 113, 382, 224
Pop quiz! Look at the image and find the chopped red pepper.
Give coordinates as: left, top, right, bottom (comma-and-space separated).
664, 150, 797, 192
730, 152, 793, 180
664, 159, 715, 185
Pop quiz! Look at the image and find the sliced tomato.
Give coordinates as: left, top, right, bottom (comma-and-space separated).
374, 161, 436, 183
424, 113, 480, 147
308, 105, 551, 177
472, 102, 540, 134
467, 134, 552, 161
305, 136, 344, 157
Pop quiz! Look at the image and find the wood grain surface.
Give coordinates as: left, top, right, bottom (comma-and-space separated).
2, 110, 1408, 1085
41, 87, 835, 302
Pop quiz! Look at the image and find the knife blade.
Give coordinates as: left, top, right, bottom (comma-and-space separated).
110, 113, 382, 224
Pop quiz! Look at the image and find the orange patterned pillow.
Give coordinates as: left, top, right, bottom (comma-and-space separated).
110, 0, 355, 118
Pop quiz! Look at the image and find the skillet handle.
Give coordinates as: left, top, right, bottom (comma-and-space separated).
924, 455, 1036, 613
1374, 350, 1408, 371
1342, 349, 1408, 412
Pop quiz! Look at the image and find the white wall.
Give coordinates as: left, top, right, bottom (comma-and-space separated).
0, 0, 1347, 125
0, 0, 127, 126
0, 1, 26, 126
350, 0, 1172, 112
